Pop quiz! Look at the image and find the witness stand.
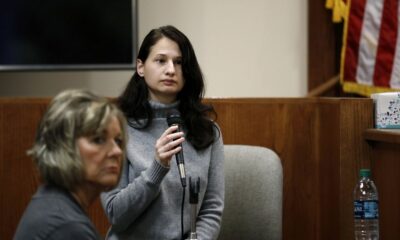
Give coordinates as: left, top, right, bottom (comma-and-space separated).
3, 97, 397, 240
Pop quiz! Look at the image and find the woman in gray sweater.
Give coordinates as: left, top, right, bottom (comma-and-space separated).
101, 25, 224, 240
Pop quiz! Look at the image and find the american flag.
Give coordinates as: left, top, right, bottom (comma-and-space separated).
328, 0, 400, 96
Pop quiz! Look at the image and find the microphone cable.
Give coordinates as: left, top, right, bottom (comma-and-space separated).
181, 186, 186, 240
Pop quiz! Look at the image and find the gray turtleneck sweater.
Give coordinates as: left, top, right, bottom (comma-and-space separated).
101, 101, 225, 240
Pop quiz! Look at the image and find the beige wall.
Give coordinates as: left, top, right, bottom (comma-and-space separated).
0, 0, 307, 97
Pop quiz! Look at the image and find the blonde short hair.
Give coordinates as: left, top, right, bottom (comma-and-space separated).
29, 89, 127, 191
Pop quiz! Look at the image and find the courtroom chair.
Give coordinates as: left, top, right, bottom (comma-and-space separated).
218, 145, 283, 240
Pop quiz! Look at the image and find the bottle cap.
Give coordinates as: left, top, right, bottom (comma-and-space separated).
359, 169, 371, 177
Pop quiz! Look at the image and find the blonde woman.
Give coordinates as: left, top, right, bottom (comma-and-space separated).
14, 89, 127, 240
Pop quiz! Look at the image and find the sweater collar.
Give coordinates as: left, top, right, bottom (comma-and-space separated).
149, 100, 180, 119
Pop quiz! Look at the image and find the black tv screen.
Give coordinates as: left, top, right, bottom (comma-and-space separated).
0, 0, 137, 71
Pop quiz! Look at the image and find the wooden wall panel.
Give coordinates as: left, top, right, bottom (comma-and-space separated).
317, 101, 341, 239
0, 97, 374, 240
338, 100, 373, 239
209, 98, 373, 240
370, 142, 400, 240
210, 99, 322, 239
0, 99, 47, 239
308, 0, 342, 96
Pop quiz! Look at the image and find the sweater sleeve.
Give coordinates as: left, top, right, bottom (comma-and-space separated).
196, 127, 225, 240
100, 157, 170, 233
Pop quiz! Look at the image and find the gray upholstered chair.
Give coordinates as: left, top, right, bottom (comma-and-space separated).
218, 145, 283, 240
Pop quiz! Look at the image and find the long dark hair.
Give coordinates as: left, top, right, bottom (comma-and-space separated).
118, 25, 218, 150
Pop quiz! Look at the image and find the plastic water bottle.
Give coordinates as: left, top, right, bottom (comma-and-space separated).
353, 169, 379, 240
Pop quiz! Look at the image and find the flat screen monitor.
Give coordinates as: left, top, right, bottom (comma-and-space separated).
0, 0, 137, 71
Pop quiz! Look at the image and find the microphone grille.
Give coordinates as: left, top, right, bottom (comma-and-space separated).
166, 109, 182, 126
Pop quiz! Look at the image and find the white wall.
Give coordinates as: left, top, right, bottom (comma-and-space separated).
0, 0, 307, 98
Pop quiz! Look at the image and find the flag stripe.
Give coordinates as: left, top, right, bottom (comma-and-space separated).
343, 0, 367, 82
356, 0, 384, 86
373, 0, 398, 87
390, 2, 400, 89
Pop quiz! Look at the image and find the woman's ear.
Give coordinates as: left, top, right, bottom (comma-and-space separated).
136, 59, 144, 77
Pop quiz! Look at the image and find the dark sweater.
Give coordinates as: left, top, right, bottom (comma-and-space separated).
14, 185, 101, 240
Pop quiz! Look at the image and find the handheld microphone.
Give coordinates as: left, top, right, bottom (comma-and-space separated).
166, 109, 187, 188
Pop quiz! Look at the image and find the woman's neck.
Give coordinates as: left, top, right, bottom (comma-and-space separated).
148, 93, 176, 104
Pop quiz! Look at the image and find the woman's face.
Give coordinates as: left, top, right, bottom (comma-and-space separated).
77, 116, 123, 192
137, 37, 184, 104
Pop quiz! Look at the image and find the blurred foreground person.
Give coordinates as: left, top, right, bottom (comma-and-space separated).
14, 89, 127, 240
